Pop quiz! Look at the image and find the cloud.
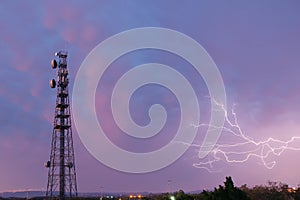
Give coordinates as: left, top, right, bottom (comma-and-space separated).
1, 0, 300, 193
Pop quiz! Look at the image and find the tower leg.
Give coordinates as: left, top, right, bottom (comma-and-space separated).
60, 131, 65, 199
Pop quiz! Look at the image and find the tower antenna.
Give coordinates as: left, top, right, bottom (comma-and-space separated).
45, 51, 78, 199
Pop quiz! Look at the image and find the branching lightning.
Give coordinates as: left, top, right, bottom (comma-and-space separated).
180, 99, 300, 172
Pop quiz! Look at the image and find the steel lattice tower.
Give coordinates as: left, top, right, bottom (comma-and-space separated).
45, 51, 77, 200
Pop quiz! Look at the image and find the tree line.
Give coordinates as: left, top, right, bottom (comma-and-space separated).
3, 177, 300, 200
148, 177, 300, 200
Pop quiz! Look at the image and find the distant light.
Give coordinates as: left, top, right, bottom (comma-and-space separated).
170, 196, 176, 200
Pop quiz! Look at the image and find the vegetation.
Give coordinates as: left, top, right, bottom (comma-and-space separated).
3, 177, 300, 199
241, 180, 299, 200
139, 177, 300, 200
196, 176, 250, 200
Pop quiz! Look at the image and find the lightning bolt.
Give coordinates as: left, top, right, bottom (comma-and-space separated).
179, 99, 300, 172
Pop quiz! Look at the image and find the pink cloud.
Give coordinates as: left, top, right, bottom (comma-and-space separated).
42, 105, 54, 124
13, 57, 34, 72
61, 27, 77, 44
42, 2, 102, 52
0, 132, 48, 191
81, 25, 99, 43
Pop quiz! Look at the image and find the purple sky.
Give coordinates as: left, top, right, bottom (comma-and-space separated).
1, 0, 300, 193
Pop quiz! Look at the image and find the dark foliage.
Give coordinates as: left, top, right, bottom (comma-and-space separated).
3, 177, 300, 200
197, 176, 250, 200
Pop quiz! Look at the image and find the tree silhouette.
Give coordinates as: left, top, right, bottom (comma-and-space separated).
202, 176, 250, 200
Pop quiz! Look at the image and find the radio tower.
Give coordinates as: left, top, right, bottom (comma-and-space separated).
45, 51, 78, 199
